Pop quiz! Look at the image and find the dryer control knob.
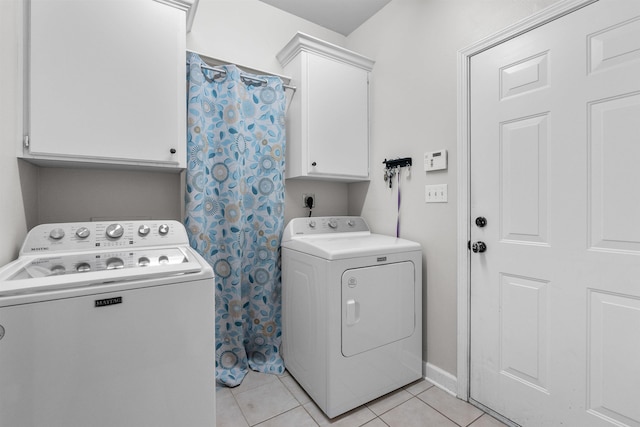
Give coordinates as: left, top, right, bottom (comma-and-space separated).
106, 223, 124, 239
308, 220, 316, 228
158, 224, 170, 235
347, 220, 355, 227
328, 219, 338, 229
49, 228, 65, 240
75, 227, 90, 239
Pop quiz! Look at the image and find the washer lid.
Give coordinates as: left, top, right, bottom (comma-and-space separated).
0, 246, 208, 297
282, 233, 421, 260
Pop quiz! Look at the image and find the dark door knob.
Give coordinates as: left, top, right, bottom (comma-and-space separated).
475, 216, 487, 227
472, 241, 487, 253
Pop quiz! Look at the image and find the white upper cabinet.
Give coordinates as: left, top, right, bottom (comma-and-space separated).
24, 0, 188, 170
277, 33, 374, 182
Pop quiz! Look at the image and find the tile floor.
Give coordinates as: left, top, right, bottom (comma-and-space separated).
216, 370, 507, 427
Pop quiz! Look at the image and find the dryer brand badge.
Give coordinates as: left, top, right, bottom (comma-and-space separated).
95, 297, 122, 307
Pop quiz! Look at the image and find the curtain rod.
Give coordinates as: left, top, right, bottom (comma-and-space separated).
199, 63, 296, 93
187, 49, 296, 93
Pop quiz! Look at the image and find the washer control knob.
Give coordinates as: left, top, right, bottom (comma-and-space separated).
76, 262, 91, 273
50, 265, 66, 275
158, 224, 169, 236
105, 224, 124, 239
138, 224, 150, 236
75, 227, 90, 239
138, 257, 150, 267
347, 220, 355, 227
308, 220, 316, 228
49, 228, 65, 240
328, 219, 338, 229
106, 257, 124, 270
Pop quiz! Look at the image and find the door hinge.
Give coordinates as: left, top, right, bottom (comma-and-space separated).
23, 135, 29, 148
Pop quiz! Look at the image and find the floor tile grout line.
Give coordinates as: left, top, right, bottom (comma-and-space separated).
465, 413, 485, 426
419, 397, 477, 427
226, 371, 491, 427
298, 402, 321, 426
277, 374, 310, 406
365, 391, 415, 419
253, 405, 317, 427
403, 381, 436, 397
230, 385, 253, 427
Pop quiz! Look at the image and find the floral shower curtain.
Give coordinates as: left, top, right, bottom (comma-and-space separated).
185, 53, 286, 386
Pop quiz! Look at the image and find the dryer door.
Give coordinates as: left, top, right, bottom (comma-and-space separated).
341, 261, 415, 357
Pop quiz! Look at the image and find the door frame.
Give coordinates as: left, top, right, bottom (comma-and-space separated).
455, 0, 598, 400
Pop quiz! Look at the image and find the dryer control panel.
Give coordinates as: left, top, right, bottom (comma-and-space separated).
283, 216, 369, 239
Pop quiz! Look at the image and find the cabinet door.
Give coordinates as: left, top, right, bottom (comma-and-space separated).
306, 54, 369, 179
28, 0, 185, 169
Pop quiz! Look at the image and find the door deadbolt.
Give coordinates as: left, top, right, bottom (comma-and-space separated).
475, 216, 487, 227
472, 241, 487, 253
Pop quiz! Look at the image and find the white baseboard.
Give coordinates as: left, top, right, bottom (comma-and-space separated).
424, 362, 458, 397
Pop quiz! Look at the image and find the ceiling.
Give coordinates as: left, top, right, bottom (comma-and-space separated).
258, 0, 392, 36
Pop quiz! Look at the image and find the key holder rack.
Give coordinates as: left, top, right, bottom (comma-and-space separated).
382, 157, 412, 188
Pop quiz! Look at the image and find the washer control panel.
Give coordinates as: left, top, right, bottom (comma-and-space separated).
284, 216, 370, 237
10, 248, 189, 280
21, 220, 189, 255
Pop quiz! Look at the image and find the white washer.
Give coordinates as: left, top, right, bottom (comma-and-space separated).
281, 216, 422, 418
0, 220, 215, 427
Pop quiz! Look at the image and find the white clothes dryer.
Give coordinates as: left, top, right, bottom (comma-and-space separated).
0, 220, 215, 427
281, 216, 422, 418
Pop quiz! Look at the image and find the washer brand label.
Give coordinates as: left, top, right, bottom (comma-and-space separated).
377, 256, 387, 262
29, 247, 49, 252
95, 297, 122, 307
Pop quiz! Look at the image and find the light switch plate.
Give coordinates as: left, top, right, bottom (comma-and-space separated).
424, 150, 447, 172
425, 184, 448, 203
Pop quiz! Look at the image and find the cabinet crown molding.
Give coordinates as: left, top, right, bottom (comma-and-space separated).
277, 32, 374, 71
153, 0, 199, 31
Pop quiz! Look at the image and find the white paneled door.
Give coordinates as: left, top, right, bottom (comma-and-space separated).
469, 0, 640, 425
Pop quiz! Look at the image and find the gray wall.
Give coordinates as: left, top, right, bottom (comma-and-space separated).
35, 168, 182, 224
2, 0, 192, 242
187, 0, 353, 226
0, 0, 36, 265
0, 0, 562, 386
347, 0, 561, 377
190, 0, 561, 382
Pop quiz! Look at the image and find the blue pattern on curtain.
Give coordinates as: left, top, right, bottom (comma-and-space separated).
185, 53, 286, 386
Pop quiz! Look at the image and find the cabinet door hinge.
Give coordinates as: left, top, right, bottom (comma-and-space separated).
23, 135, 30, 148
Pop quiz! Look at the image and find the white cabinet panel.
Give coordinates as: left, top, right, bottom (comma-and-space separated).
278, 33, 374, 182
25, 0, 186, 170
